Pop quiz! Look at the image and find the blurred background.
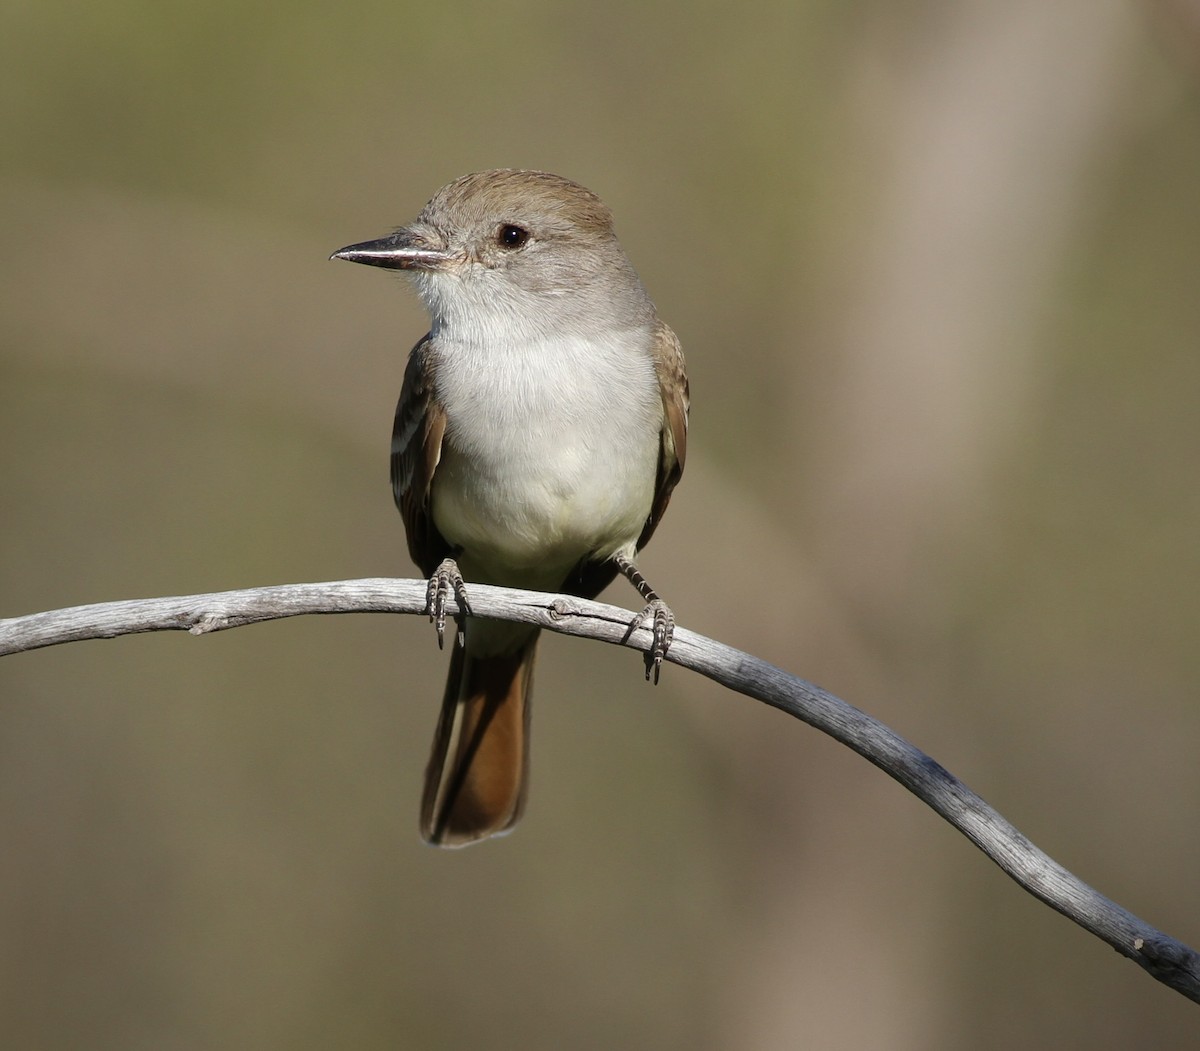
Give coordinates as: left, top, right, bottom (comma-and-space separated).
3, 0, 1200, 1046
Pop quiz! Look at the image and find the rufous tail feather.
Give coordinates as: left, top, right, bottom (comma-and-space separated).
419, 633, 538, 846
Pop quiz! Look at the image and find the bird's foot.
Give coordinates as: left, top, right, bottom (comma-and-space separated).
634, 598, 675, 684
613, 552, 675, 683
426, 557, 471, 649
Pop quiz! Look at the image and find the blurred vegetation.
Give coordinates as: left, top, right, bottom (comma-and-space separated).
4, 1, 1200, 1047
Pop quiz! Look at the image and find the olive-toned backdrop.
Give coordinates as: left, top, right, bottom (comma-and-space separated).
3, 1, 1200, 1047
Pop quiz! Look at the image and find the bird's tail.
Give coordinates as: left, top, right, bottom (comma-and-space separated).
419, 628, 538, 847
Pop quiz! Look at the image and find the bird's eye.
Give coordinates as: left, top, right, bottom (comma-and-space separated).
497, 224, 530, 249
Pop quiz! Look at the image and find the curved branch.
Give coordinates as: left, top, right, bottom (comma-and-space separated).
2, 577, 1197, 1002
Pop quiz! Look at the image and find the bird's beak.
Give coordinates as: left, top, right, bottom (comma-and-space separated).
330, 228, 455, 271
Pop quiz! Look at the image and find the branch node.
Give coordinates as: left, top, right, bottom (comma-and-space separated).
189, 611, 229, 635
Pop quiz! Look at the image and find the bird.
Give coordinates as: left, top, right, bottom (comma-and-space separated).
332, 169, 688, 846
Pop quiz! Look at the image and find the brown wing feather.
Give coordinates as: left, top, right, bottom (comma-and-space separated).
391, 334, 450, 576
638, 320, 688, 550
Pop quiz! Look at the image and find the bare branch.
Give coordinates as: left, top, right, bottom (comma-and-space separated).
2, 577, 1197, 1002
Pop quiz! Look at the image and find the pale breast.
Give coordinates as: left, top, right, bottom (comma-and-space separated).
429, 329, 663, 581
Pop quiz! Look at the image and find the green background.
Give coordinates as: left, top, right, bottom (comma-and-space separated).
3, 1, 1200, 1046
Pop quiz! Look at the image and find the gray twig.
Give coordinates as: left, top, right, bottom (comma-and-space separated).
2, 577, 1197, 1003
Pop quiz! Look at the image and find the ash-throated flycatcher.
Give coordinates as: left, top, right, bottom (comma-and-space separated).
332, 169, 688, 847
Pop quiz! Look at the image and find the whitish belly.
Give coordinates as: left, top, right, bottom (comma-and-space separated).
430, 423, 659, 587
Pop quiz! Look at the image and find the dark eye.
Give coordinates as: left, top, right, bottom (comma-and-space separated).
497, 224, 529, 249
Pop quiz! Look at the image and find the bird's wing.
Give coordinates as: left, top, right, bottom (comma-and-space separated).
638, 319, 689, 551
391, 333, 450, 576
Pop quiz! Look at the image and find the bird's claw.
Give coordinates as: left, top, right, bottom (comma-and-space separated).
426, 557, 470, 649
636, 598, 675, 684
